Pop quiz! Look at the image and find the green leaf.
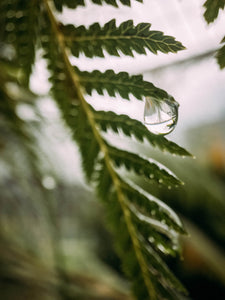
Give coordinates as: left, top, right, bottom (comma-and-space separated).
75, 66, 174, 101
93, 109, 192, 157
121, 179, 186, 234
131, 212, 180, 257
216, 36, 225, 69
52, 0, 143, 11
62, 19, 186, 58
107, 143, 182, 186
53, 0, 85, 12
140, 239, 187, 298
203, 0, 225, 23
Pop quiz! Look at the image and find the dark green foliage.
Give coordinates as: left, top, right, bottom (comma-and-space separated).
203, 0, 225, 23
121, 180, 185, 234
41, 11, 100, 181
62, 19, 185, 58
75, 67, 174, 101
0, 81, 24, 138
107, 143, 182, 186
139, 240, 187, 299
53, 0, 85, 12
216, 36, 225, 69
93, 109, 192, 156
0, 0, 40, 86
101, 185, 187, 300
0, 60, 32, 142
203, 1, 225, 69
53, 0, 143, 11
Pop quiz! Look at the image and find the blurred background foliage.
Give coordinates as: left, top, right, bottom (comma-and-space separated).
1, 1, 225, 300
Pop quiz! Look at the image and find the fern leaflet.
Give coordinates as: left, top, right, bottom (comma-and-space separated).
53, 0, 143, 12
62, 19, 185, 58
106, 143, 182, 186
203, 0, 225, 23
216, 36, 225, 69
75, 67, 176, 102
93, 109, 192, 156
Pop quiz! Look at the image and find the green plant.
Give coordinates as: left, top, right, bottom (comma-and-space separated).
203, 0, 225, 69
1, 1, 224, 300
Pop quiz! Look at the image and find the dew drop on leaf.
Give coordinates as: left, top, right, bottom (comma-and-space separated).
144, 97, 179, 135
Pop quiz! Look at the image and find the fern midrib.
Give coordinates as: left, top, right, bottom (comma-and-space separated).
65, 34, 182, 48
109, 146, 156, 172
44, 1, 156, 298
78, 75, 160, 98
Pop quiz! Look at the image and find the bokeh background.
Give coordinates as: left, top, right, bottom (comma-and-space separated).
1, 1, 225, 299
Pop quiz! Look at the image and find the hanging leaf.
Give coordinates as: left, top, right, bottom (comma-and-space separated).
203, 0, 225, 23
62, 19, 185, 58
216, 36, 225, 69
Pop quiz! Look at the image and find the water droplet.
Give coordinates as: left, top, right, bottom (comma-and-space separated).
144, 97, 179, 135
150, 173, 154, 179
158, 179, 163, 183
168, 185, 171, 190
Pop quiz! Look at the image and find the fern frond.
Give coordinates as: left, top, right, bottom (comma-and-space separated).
216, 36, 225, 69
75, 67, 174, 101
93, 109, 192, 156
53, 0, 143, 12
107, 143, 182, 186
0, 0, 40, 85
62, 19, 185, 58
203, 0, 225, 23
53, 0, 84, 11
41, 2, 189, 298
